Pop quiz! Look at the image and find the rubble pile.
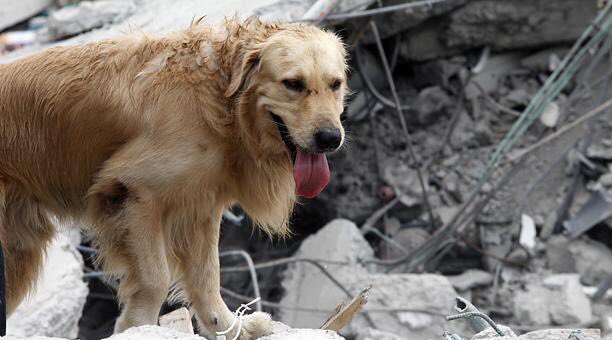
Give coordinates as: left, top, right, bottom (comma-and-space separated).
7, 229, 88, 338
2, 0, 612, 339
279, 0, 612, 338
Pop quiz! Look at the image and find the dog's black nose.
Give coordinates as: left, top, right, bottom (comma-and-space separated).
314, 127, 342, 152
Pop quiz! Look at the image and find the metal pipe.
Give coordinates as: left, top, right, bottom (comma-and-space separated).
452, 297, 490, 334
449, 297, 503, 336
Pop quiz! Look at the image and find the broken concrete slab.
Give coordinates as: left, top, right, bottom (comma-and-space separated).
518, 329, 600, 340
7, 229, 88, 339
465, 53, 523, 99
412, 86, 453, 125
546, 235, 612, 286
110, 324, 344, 340
159, 308, 194, 335
542, 274, 593, 325
280, 219, 468, 339
445, 0, 597, 51
411, 56, 466, 90
398, 0, 597, 62
446, 269, 494, 291
514, 283, 553, 326
259, 329, 345, 340
586, 139, 612, 161
520, 46, 570, 72
104, 326, 203, 340
384, 227, 429, 260
499, 88, 531, 109
570, 238, 612, 286
253, 0, 375, 22
4, 325, 345, 340
513, 274, 593, 327
354, 328, 406, 340
471, 327, 601, 340
398, 19, 463, 62
347, 274, 468, 339
46, 0, 137, 40
360, 0, 467, 42
603, 314, 612, 338
280, 219, 374, 329
470, 325, 517, 339
382, 160, 425, 208
0, 0, 53, 31
600, 172, 612, 187
546, 235, 578, 274
1, 0, 280, 63
3, 337, 67, 340
450, 111, 493, 149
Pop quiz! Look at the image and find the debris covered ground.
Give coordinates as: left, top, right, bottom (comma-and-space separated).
2, 0, 612, 339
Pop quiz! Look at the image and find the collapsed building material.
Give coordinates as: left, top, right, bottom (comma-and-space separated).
2, 0, 611, 338
517, 329, 600, 340
520, 47, 570, 72
0, 0, 53, 31
359, 0, 466, 42
159, 308, 194, 335
348, 273, 469, 338
4, 324, 346, 340
398, 0, 598, 61
469, 327, 601, 340
542, 274, 594, 325
6, 230, 88, 339
546, 235, 612, 286
513, 274, 593, 326
564, 189, 612, 238
413, 86, 453, 125
280, 219, 469, 339
259, 329, 345, 340
280, 219, 374, 329
469, 325, 516, 340
384, 227, 430, 261
446, 270, 494, 292
46, 0, 137, 39
253, 0, 375, 22
355, 327, 406, 340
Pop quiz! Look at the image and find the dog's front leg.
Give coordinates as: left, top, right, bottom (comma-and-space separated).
174, 212, 273, 340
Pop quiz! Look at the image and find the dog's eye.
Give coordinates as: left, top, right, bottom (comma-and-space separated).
330, 79, 342, 91
282, 79, 305, 92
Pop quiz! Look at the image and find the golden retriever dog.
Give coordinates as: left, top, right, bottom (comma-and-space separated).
0, 17, 347, 339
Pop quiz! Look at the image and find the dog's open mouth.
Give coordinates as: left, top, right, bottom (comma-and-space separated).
270, 112, 330, 199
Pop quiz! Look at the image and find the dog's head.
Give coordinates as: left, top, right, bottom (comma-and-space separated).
226, 23, 348, 199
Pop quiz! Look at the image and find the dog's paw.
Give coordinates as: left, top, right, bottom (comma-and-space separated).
238, 311, 274, 340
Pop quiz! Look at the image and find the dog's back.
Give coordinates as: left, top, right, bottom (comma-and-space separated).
0, 41, 145, 214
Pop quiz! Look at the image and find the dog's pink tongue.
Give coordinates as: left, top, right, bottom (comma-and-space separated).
293, 147, 330, 198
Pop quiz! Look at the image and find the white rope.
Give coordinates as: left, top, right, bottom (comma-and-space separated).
215, 297, 261, 340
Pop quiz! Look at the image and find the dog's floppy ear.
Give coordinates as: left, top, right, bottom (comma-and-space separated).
225, 48, 261, 97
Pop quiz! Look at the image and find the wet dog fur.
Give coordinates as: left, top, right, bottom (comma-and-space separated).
0, 17, 347, 339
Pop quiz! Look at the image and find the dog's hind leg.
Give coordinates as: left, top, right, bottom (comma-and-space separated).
88, 179, 170, 333
0, 180, 54, 315
171, 211, 273, 340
